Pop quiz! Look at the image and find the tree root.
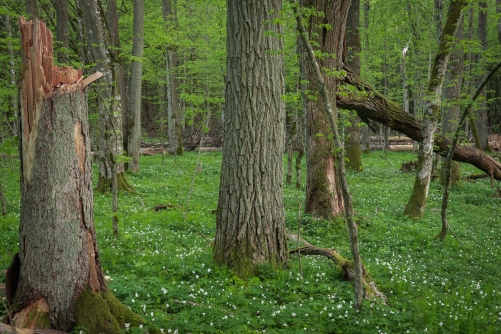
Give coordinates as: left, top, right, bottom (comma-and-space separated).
286, 233, 387, 304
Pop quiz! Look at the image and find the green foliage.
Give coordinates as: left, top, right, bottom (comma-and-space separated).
2, 152, 501, 333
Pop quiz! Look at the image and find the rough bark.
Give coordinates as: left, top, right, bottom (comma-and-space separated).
127, 0, 145, 172
77, 0, 133, 192
301, 0, 349, 219
163, 0, 184, 156
344, 0, 363, 172
213, 0, 287, 278
9, 18, 146, 333
55, 0, 69, 64
337, 69, 501, 181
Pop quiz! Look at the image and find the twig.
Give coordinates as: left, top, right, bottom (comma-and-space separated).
295, 191, 303, 277
0, 297, 16, 334
448, 226, 464, 246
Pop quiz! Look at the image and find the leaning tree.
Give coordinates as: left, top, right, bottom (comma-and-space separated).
5, 18, 148, 333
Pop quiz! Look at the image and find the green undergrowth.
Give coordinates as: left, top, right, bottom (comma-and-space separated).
1, 151, 500, 333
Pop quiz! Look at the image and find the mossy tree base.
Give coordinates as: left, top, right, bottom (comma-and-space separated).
96, 172, 135, 193
75, 290, 155, 334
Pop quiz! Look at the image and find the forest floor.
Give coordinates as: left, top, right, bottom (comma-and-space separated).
1, 151, 501, 333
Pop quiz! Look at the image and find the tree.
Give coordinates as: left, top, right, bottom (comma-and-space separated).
440, 16, 464, 185
300, 0, 351, 219
292, 0, 364, 310
403, 0, 466, 218
344, 0, 363, 172
337, 68, 501, 180
163, 0, 184, 156
128, 0, 145, 172
77, 0, 134, 192
475, 1, 489, 151
6, 18, 146, 333
55, 0, 69, 64
25, 0, 38, 18
213, 0, 287, 278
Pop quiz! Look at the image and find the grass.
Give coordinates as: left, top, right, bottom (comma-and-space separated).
1, 151, 501, 333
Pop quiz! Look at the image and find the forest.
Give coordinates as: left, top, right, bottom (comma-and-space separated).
0, 0, 500, 333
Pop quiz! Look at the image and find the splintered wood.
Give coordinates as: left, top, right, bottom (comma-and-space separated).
18, 17, 102, 184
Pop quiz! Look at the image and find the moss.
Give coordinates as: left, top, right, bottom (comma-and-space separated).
74, 289, 159, 334
96, 173, 135, 194
103, 291, 145, 328
34, 311, 51, 329
74, 289, 121, 334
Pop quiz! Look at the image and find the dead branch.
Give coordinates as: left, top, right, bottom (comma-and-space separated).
286, 233, 387, 303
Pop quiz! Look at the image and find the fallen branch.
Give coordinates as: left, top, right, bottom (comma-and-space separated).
337, 67, 501, 181
286, 233, 387, 304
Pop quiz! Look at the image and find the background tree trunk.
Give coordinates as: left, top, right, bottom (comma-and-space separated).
107, 0, 130, 164
55, 0, 69, 64
9, 18, 145, 333
163, 0, 184, 156
476, 1, 490, 151
77, 0, 133, 192
25, 0, 38, 18
301, 0, 350, 219
127, 0, 145, 172
440, 16, 464, 185
213, 0, 287, 278
345, 0, 363, 172
403, 0, 466, 218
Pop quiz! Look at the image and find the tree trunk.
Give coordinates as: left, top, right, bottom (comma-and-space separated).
476, 1, 490, 151
292, 0, 364, 310
301, 0, 350, 219
55, 0, 69, 64
345, 0, 363, 172
213, 0, 287, 278
107, 0, 130, 166
163, 0, 184, 156
77, 0, 133, 192
440, 16, 464, 186
25, 0, 38, 18
403, 0, 466, 218
127, 0, 145, 172
8, 18, 145, 333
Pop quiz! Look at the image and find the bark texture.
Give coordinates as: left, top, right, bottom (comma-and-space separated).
301, 0, 350, 219
213, 0, 287, 278
127, 0, 145, 172
9, 18, 145, 333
